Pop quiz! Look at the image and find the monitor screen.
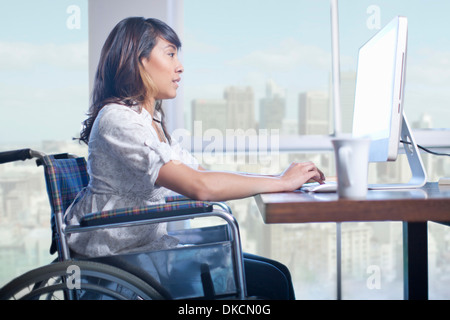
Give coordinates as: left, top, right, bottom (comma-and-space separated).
352, 16, 408, 162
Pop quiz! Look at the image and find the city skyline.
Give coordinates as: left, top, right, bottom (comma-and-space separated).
1, 138, 449, 299
183, 0, 450, 131
188, 73, 437, 136
1, 0, 450, 300
1, 1, 450, 144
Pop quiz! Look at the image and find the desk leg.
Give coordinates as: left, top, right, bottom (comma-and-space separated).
403, 222, 428, 300
336, 222, 342, 300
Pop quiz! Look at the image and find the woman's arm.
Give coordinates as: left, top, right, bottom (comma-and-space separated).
156, 160, 325, 201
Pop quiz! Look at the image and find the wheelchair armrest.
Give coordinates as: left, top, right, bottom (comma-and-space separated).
79, 201, 214, 227
164, 194, 232, 214
165, 194, 192, 202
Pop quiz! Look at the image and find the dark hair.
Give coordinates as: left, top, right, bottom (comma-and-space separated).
78, 17, 181, 144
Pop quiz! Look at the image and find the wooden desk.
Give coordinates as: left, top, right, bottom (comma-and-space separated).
254, 182, 450, 300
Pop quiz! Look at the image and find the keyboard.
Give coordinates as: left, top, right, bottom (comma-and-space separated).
300, 181, 338, 193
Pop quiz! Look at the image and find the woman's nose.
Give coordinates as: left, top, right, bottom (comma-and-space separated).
176, 59, 184, 73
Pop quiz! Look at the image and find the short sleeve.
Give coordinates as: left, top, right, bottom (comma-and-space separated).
92, 105, 182, 187
169, 136, 200, 169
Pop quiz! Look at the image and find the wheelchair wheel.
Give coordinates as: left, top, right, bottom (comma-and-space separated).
0, 260, 167, 300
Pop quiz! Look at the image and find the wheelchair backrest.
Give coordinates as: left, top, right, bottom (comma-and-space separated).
38, 154, 89, 255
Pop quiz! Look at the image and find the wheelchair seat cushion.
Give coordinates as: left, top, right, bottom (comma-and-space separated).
79, 201, 214, 227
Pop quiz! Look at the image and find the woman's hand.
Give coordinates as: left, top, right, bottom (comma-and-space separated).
279, 162, 326, 191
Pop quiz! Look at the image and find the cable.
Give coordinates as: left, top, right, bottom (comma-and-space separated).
400, 140, 450, 157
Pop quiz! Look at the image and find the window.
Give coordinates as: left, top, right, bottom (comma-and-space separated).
184, 0, 450, 299
183, 0, 332, 136
0, 0, 88, 148
0, 0, 88, 286
339, 0, 450, 131
1, 0, 448, 300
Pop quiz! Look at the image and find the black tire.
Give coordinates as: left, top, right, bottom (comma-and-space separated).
0, 260, 167, 300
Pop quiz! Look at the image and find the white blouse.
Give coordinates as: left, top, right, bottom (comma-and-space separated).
65, 103, 199, 257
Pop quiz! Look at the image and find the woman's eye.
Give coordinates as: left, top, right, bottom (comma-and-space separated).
168, 52, 175, 57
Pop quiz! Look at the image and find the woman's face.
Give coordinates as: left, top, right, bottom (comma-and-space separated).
141, 37, 183, 101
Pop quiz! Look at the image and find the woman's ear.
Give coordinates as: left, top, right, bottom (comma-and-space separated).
140, 56, 150, 69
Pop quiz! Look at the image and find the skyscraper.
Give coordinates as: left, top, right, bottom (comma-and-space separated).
298, 91, 329, 135
259, 80, 286, 131
224, 86, 256, 131
339, 72, 357, 133
191, 99, 227, 135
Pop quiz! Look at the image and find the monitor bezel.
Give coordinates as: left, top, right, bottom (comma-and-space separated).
352, 16, 408, 162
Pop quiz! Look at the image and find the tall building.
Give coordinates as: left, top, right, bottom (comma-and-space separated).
224, 86, 255, 131
340, 72, 357, 133
412, 113, 433, 129
191, 99, 227, 135
341, 223, 373, 278
259, 80, 286, 130
298, 91, 329, 135
329, 71, 357, 134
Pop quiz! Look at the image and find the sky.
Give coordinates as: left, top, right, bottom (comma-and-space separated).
182, 0, 450, 128
0, 0, 449, 145
0, 0, 88, 145
182, 0, 333, 118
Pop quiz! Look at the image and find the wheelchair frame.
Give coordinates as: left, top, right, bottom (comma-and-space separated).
0, 148, 247, 300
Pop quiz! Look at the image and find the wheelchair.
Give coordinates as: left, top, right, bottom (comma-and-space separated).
0, 148, 247, 300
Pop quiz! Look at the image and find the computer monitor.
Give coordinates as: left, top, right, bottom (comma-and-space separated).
352, 16, 427, 189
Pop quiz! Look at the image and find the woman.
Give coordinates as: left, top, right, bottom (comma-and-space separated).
66, 17, 325, 299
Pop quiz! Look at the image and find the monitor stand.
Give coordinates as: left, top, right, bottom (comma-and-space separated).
369, 112, 428, 190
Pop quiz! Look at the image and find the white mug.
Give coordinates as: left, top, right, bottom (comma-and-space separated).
331, 138, 371, 199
